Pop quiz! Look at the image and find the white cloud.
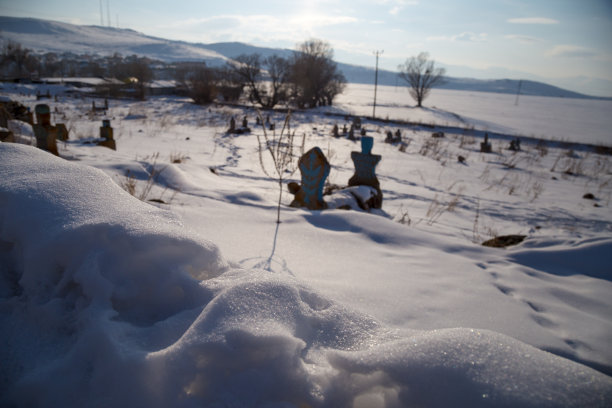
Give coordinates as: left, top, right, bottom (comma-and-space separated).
507, 17, 559, 24
505, 34, 539, 43
374, 0, 419, 15
427, 32, 487, 42
546, 45, 598, 58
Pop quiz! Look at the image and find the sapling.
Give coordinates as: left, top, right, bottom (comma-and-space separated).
255, 110, 304, 223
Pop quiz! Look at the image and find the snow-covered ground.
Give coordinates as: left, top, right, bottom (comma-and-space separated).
1, 82, 612, 407
334, 84, 612, 146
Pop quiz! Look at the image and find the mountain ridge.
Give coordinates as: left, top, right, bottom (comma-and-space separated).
0, 16, 608, 100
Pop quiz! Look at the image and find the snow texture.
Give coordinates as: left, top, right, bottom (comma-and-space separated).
1, 141, 611, 407
2, 78, 612, 407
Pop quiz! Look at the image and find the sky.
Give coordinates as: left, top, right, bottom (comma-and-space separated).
1, 0, 612, 95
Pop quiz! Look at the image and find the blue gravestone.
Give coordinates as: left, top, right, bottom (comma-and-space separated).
296, 147, 330, 210
348, 136, 382, 208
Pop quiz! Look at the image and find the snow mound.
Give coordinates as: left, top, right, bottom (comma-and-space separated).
1, 144, 611, 407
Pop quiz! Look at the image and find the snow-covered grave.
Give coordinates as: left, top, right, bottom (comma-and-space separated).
1, 81, 612, 407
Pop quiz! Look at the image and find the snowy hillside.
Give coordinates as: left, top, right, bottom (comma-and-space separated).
1, 81, 612, 406
0, 16, 229, 65
0, 16, 603, 99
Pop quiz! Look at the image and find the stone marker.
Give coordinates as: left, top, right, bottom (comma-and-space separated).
98, 119, 116, 150
32, 104, 59, 156
348, 124, 355, 140
56, 123, 69, 141
290, 147, 330, 210
0, 104, 14, 142
228, 117, 236, 133
509, 137, 521, 151
480, 133, 492, 153
331, 124, 339, 137
348, 136, 382, 208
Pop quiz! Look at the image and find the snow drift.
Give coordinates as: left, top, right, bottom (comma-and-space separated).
1, 143, 611, 407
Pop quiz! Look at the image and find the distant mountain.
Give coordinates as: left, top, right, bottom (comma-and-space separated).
0, 16, 605, 99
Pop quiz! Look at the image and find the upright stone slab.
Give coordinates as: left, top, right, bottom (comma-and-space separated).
33, 104, 59, 156
292, 147, 330, 210
348, 136, 382, 208
98, 119, 116, 150
480, 133, 492, 153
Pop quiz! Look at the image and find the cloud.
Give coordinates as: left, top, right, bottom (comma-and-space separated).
427, 32, 488, 42
505, 34, 539, 43
507, 17, 559, 24
374, 0, 419, 15
160, 13, 358, 44
546, 45, 598, 58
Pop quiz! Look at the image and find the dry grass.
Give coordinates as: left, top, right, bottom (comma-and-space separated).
117, 152, 179, 204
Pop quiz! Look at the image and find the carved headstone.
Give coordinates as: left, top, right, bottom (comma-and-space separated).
348, 136, 382, 208
33, 104, 59, 156
290, 147, 330, 210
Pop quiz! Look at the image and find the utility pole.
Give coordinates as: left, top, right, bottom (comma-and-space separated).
99, 0, 104, 25
373, 50, 383, 119
515, 79, 522, 106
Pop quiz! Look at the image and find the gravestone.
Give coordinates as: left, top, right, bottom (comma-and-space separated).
509, 137, 521, 151
32, 104, 59, 156
394, 129, 402, 143
385, 130, 393, 143
348, 136, 382, 208
348, 124, 355, 141
331, 124, 339, 137
98, 119, 116, 150
242, 116, 248, 128
228, 117, 236, 133
480, 133, 492, 153
289, 147, 330, 210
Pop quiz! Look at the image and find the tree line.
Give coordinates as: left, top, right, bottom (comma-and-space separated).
1, 37, 346, 109
1, 36, 445, 108
176, 39, 346, 109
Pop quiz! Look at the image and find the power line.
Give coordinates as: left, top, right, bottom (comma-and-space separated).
99, 0, 104, 26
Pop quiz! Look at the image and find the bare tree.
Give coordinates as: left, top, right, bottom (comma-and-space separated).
229, 54, 289, 108
398, 52, 446, 107
288, 39, 346, 108
175, 62, 218, 104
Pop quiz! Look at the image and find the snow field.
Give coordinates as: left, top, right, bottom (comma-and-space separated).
1, 82, 612, 406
